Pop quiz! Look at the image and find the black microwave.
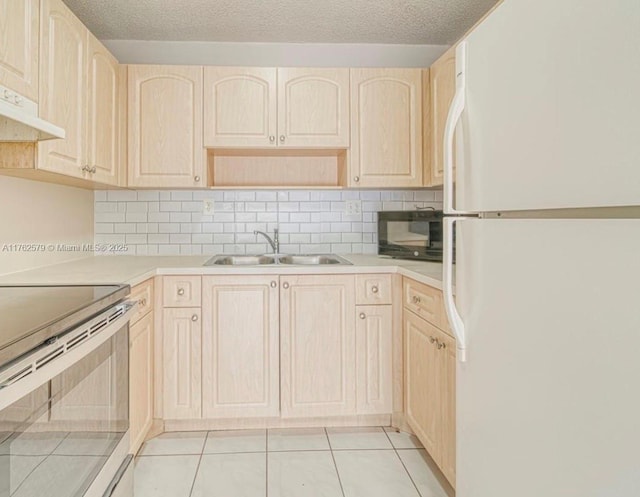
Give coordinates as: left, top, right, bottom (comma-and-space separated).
377, 210, 452, 262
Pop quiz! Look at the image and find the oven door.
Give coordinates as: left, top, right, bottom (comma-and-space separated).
0, 303, 133, 497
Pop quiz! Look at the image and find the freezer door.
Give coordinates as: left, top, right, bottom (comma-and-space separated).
455, 219, 640, 496
453, 0, 640, 212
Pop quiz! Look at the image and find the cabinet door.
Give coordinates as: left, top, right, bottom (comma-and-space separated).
163, 308, 201, 419
0, 0, 39, 100
130, 311, 153, 454
277, 68, 349, 148
437, 327, 456, 487
128, 65, 204, 187
350, 68, 423, 187
356, 305, 392, 415
204, 67, 277, 147
404, 310, 440, 458
86, 34, 119, 186
202, 276, 280, 418
280, 275, 356, 418
430, 46, 456, 186
38, 0, 87, 178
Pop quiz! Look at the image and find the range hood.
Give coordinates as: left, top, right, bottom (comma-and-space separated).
0, 85, 65, 141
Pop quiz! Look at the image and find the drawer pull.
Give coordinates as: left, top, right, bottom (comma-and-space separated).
177, 288, 185, 296
371, 285, 379, 294
191, 314, 198, 322
412, 295, 421, 304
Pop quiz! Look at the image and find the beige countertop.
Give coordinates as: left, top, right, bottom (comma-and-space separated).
0, 254, 444, 289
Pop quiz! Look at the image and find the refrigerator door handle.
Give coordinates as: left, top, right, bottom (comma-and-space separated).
443, 217, 467, 361
443, 41, 470, 216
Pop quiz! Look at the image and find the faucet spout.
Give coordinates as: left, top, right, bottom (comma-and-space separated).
254, 228, 279, 254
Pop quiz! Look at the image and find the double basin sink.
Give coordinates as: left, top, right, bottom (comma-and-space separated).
204, 254, 352, 266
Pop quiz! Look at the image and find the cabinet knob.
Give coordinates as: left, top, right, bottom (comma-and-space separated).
412, 295, 421, 304
194, 176, 201, 182
282, 282, 290, 289
437, 341, 446, 350
81, 165, 91, 173
177, 288, 185, 296
270, 281, 277, 288
353, 176, 360, 183
191, 314, 198, 322
137, 298, 147, 307
359, 312, 366, 320
429, 336, 436, 343
279, 135, 285, 143
269, 135, 275, 143
371, 285, 379, 294
90, 166, 97, 174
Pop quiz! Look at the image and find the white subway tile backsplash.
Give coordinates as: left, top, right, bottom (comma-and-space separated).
94, 189, 442, 255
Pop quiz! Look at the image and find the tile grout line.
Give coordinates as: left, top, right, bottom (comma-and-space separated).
382, 428, 424, 497
325, 427, 347, 497
186, 437, 207, 497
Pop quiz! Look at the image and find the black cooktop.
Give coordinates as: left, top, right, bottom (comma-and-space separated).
0, 285, 130, 368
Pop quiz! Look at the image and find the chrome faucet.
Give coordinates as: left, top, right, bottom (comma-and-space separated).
254, 228, 279, 254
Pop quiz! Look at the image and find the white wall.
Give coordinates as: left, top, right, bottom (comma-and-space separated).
104, 40, 448, 67
0, 176, 94, 275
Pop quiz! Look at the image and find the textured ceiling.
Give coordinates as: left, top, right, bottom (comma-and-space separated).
62, 0, 499, 44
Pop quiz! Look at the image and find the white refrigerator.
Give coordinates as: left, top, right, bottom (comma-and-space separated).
441, 0, 640, 495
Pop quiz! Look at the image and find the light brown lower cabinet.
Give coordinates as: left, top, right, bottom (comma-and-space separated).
162, 307, 202, 419
129, 311, 154, 453
280, 275, 357, 418
404, 308, 456, 486
201, 276, 280, 418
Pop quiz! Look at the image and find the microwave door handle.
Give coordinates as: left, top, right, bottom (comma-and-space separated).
443, 217, 467, 362
443, 41, 471, 216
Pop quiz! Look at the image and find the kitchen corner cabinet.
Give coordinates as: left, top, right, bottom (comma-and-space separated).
349, 68, 423, 187
204, 67, 349, 148
280, 275, 357, 418
128, 65, 204, 188
162, 307, 202, 419
430, 46, 457, 186
0, 0, 39, 101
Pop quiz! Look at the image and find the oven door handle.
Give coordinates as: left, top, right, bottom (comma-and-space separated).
0, 301, 136, 411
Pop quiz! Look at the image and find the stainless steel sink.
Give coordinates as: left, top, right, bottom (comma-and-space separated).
277, 254, 351, 265
204, 255, 276, 266
203, 254, 352, 266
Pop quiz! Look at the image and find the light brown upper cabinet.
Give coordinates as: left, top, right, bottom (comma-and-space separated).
37, 0, 120, 186
0, 0, 39, 101
204, 67, 349, 148
350, 68, 423, 187
38, 0, 88, 179
277, 68, 349, 148
429, 46, 456, 186
86, 33, 120, 185
204, 67, 277, 148
128, 65, 204, 188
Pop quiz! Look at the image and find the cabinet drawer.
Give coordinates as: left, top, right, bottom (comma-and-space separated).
163, 276, 201, 307
130, 279, 153, 325
403, 278, 443, 327
356, 274, 392, 305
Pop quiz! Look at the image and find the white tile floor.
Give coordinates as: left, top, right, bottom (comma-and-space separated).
134, 427, 454, 497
